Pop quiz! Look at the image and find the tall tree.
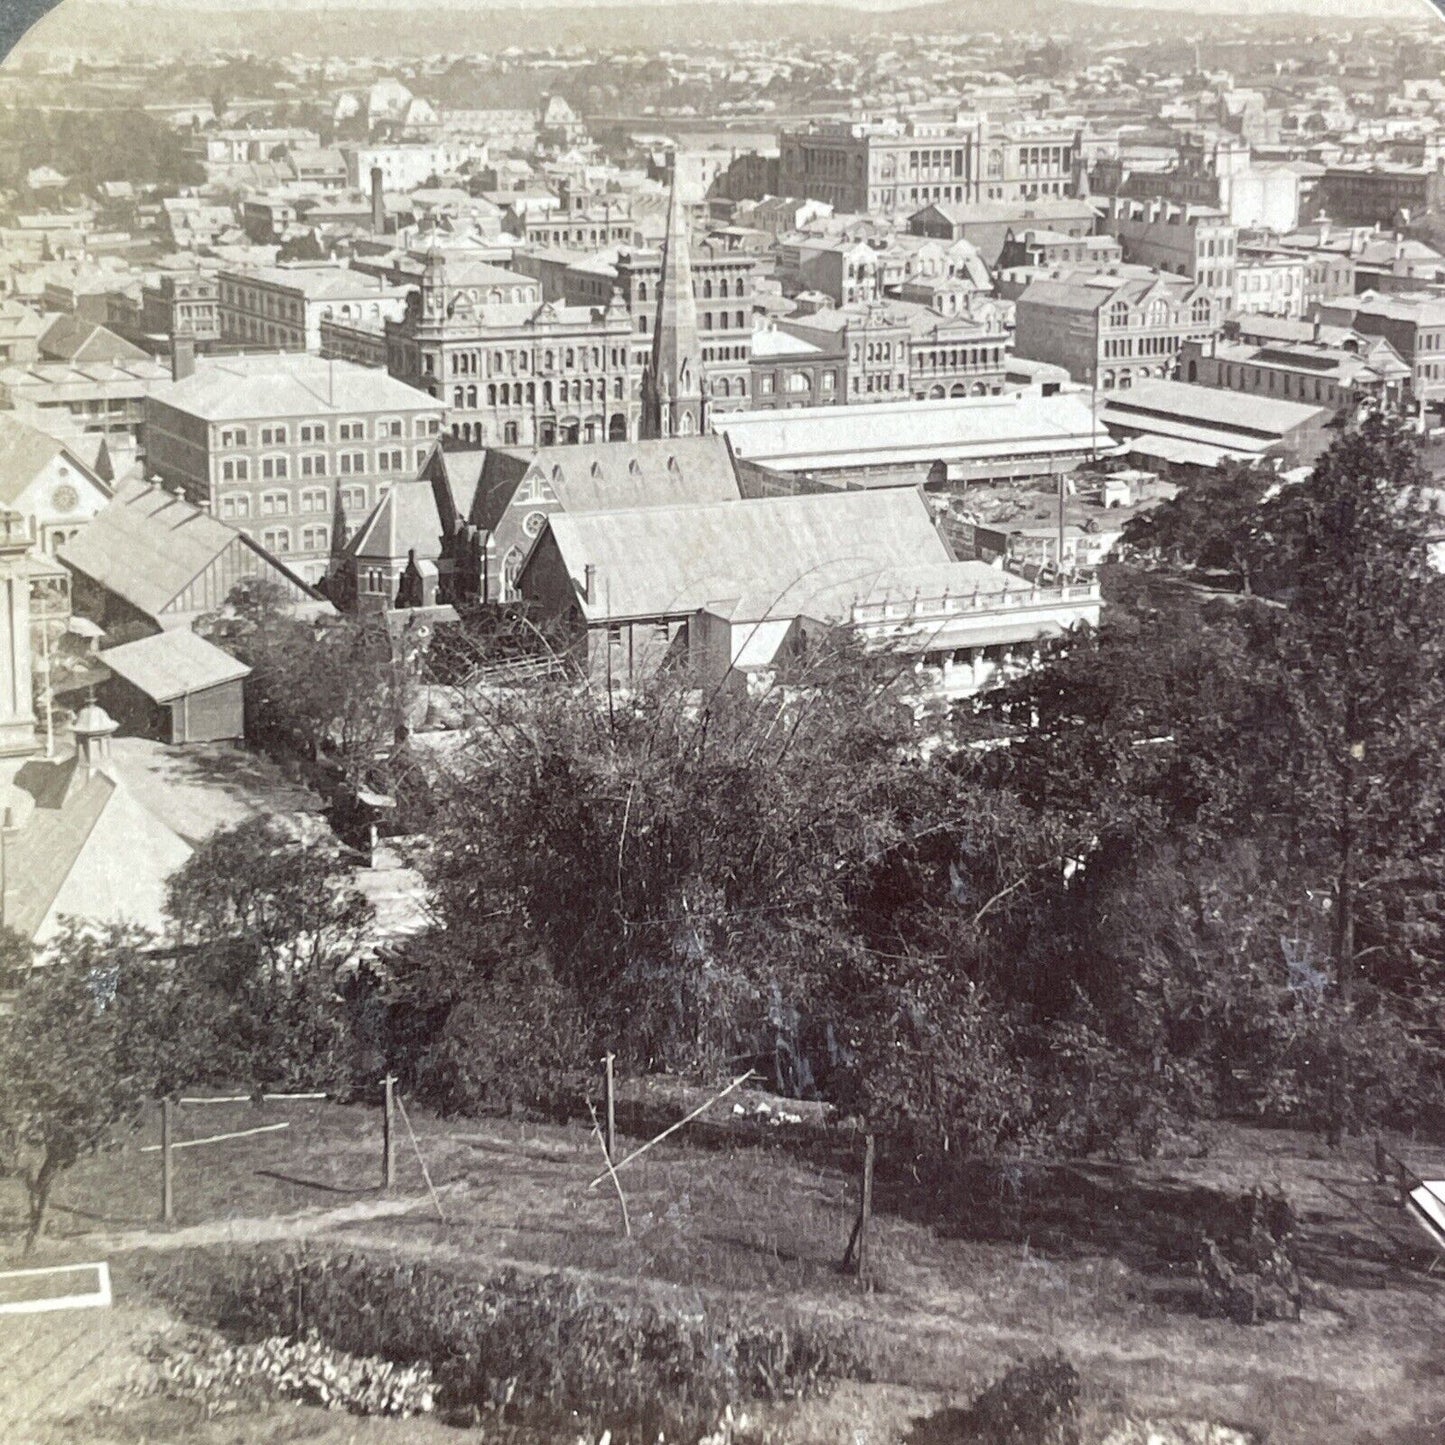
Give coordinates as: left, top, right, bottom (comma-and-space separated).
1251, 415, 1445, 996
1121, 460, 1277, 593
0, 925, 176, 1252
165, 818, 374, 1094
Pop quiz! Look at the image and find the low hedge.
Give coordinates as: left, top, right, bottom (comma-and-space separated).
142, 1246, 870, 1441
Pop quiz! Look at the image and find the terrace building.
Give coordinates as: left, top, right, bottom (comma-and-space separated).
0, 355, 171, 452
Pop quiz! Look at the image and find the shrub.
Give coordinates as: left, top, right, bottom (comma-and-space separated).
1197, 1188, 1302, 1325
911, 1354, 1083, 1445
409, 953, 592, 1120
154, 1331, 436, 1417
142, 1247, 870, 1442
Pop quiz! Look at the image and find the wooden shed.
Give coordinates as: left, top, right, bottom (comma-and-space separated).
98, 630, 250, 744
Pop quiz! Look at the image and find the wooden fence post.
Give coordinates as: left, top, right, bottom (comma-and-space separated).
382, 1074, 395, 1190
604, 1053, 616, 1163
161, 1097, 175, 1227
857, 1133, 875, 1290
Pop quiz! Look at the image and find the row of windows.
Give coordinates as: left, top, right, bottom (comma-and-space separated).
1107, 299, 1213, 328
219, 282, 302, 320
218, 418, 427, 448
1104, 335, 1184, 359
220, 449, 423, 481
451, 378, 625, 409
219, 488, 367, 522
260, 525, 331, 554
915, 346, 1005, 371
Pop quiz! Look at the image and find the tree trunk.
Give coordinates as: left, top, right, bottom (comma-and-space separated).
1335, 828, 1355, 1000
24, 1151, 61, 1255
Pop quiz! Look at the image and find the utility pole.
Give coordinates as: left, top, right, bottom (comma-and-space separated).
382, 1073, 395, 1189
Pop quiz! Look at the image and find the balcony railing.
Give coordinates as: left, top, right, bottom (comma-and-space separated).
849, 581, 1101, 626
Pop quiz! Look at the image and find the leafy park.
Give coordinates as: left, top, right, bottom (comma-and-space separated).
3, 415, 1445, 1442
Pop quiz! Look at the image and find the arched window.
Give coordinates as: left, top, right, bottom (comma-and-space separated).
466, 385, 478, 407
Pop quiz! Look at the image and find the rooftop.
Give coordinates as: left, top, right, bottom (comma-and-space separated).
60, 479, 316, 623
713, 390, 1104, 473
222, 264, 409, 301
1102, 379, 1332, 440
149, 353, 437, 422
99, 629, 251, 704
537, 488, 955, 624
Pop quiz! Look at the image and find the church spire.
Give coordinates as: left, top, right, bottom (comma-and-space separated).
642, 165, 706, 439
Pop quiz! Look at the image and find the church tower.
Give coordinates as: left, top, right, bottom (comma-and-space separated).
642, 168, 707, 440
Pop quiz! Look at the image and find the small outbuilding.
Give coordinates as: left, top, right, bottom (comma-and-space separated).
97, 630, 250, 744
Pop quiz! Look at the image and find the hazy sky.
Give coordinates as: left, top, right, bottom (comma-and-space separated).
41, 0, 1439, 10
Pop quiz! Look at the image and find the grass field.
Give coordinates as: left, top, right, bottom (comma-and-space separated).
5, 1091, 1445, 1443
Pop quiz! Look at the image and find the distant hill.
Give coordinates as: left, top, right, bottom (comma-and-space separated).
11, 0, 1422, 63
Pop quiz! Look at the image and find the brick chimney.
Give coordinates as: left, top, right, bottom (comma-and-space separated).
171, 332, 195, 382
370, 166, 386, 235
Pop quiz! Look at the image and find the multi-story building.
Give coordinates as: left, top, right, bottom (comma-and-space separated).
140, 272, 221, 349
142, 350, 444, 583
906, 197, 1099, 267
1232, 252, 1309, 318
902, 302, 1011, 399
778, 234, 990, 308
1014, 269, 1217, 390
1242, 226, 1358, 310
1093, 135, 1301, 233
438, 109, 537, 155
0, 354, 171, 451
1314, 292, 1445, 416
1104, 198, 1239, 311
510, 197, 635, 250
217, 265, 412, 353
1315, 162, 1445, 229
780, 305, 912, 403
341, 142, 461, 193
549, 236, 757, 415
746, 323, 847, 411
997, 228, 1123, 271
380, 251, 642, 447
779, 116, 1082, 216
185, 126, 320, 167
1180, 332, 1412, 413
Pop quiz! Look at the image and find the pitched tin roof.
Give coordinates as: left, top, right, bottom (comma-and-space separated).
99, 629, 251, 703
534, 488, 952, 624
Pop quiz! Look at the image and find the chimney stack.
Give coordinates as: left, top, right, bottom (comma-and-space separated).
370, 166, 386, 235
171, 332, 195, 382
583, 563, 596, 604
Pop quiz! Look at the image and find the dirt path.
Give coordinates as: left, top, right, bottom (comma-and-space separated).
85, 1190, 445, 1254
